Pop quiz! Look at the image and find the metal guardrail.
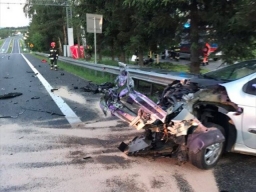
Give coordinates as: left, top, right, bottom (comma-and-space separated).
35, 52, 186, 86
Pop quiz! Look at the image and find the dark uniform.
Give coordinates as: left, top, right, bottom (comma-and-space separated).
49, 42, 58, 70
170, 47, 180, 61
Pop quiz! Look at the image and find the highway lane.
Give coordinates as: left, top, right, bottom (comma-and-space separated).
0, 37, 12, 53
11, 37, 21, 54
1, 37, 100, 128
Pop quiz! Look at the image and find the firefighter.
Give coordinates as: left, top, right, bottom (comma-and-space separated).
170, 46, 180, 61
49, 42, 58, 70
202, 43, 211, 66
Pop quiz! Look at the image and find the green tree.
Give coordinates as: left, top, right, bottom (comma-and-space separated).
30, 32, 45, 51
23, 3, 66, 53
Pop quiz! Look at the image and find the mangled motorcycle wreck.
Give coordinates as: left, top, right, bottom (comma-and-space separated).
100, 62, 240, 169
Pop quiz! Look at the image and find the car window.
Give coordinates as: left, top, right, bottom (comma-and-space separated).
243, 78, 256, 95
204, 60, 256, 81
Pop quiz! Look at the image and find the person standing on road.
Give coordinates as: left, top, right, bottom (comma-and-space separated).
202, 43, 211, 66
49, 42, 58, 70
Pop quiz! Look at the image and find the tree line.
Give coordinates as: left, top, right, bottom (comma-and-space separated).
23, 0, 256, 73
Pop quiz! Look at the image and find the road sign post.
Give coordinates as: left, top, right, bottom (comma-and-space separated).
86, 13, 103, 64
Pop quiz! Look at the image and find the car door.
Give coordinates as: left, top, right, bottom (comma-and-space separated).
242, 77, 256, 149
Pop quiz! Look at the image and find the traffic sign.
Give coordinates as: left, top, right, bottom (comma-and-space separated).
86, 13, 103, 33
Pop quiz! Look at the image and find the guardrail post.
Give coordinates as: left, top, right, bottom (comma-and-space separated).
134, 79, 140, 89
150, 83, 154, 96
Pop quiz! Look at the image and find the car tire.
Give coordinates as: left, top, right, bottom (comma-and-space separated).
188, 123, 225, 169
213, 58, 218, 61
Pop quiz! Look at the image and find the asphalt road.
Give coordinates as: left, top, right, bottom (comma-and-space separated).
0, 37, 255, 192
0, 37, 12, 53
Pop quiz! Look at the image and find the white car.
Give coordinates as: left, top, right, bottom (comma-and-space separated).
187, 59, 256, 168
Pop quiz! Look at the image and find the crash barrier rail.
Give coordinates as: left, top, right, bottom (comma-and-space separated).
35, 52, 185, 86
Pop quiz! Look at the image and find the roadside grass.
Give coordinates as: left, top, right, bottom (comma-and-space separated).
80, 56, 209, 73
58, 62, 116, 84
150, 62, 209, 74
19, 39, 29, 53
33, 54, 116, 84
0, 39, 4, 48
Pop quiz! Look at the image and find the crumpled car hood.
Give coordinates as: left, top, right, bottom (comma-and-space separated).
189, 76, 224, 88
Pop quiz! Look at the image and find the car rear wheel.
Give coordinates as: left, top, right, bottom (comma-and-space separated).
189, 123, 225, 169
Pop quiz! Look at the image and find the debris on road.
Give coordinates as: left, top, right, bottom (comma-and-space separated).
51, 88, 59, 92
0, 92, 22, 99
31, 96, 40, 99
80, 82, 115, 93
0, 110, 25, 118
22, 107, 65, 116
83, 156, 92, 160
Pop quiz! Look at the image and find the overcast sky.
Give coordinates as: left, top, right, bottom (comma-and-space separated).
0, 0, 30, 28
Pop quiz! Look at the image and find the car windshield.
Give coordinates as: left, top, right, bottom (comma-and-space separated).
203, 60, 256, 81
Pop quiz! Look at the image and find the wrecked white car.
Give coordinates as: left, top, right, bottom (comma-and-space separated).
101, 60, 256, 169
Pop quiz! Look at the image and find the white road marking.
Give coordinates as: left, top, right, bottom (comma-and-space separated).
21, 54, 82, 126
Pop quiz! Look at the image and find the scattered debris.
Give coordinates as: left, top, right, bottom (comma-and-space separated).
74, 86, 78, 89
83, 156, 92, 160
0, 110, 25, 118
26, 71, 34, 73
41, 59, 47, 63
4, 77, 13, 79
0, 115, 12, 118
0, 92, 22, 99
51, 88, 59, 92
19, 136, 24, 139
31, 96, 40, 99
21, 107, 65, 116
61, 73, 64, 76
80, 82, 115, 93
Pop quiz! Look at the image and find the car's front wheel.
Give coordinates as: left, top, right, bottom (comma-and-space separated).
189, 141, 224, 169
189, 123, 225, 169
